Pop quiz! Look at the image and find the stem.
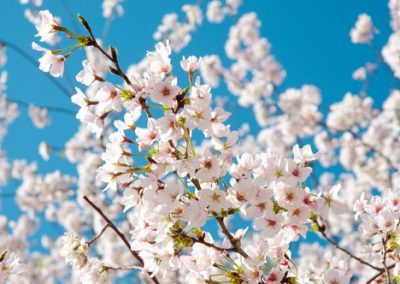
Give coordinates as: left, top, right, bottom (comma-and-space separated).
83, 196, 160, 284
190, 236, 230, 253
53, 41, 75, 94
61, 0, 81, 34
369, 42, 400, 90
190, 177, 202, 191
367, 264, 396, 284
78, 17, 154, 119
87, 224, 110, 246
188, 234, 238, 254
104, 265, 143, 271
0, 40, 71, 98
7, 98, 76, 117
214, 215, 248, 258
102, 8, 116, 43
382, 238, 391, 284
102, 17, 113, 43
319, 121, 398, 171
316, 221, 382, 271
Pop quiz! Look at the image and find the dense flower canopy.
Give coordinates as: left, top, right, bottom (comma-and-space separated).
1, 1, 400, 284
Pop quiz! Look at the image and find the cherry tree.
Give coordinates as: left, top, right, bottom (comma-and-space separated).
0, 1, 400, 283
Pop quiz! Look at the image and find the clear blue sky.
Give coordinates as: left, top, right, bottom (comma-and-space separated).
0, 0, 395, 262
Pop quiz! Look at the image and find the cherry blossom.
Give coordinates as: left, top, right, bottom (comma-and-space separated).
34, 10, 59, 43
350, 13, 376, 44
32, 42, 65, 77
1, 2, 399, 284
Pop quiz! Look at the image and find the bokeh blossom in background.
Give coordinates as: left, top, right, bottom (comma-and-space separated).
0, 0, 400, 283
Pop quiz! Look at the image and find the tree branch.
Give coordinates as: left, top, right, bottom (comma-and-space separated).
87, 224, 110, 246
83, 196, 160, 284
7, 97, 76, 117
78, 17, 154, 119
214, 215, 248, 258
382, 237, 391, 284
366, 264, 395, 284
316, 221, 382, 271
104, 264, 143, 271
0, 39, 71, 98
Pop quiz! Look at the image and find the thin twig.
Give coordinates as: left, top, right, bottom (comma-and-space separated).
87, 224, 110, 246
189, 235, 235, 254
103, 264, 143, 271
367, 264, 396, 284
83, 196, 160, 284
54, 42, 75, 94
316, 221, 382, 271
318, 121, 398, 171
382, 237, 391, 284
78, 17, 155, 119
0, 39, 71, 98
61, 0, 81, 33
369, 42, 400, 90
102, 7, 116, 44
7, 98, 76, 117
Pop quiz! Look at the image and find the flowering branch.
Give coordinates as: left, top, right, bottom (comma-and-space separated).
78, 16, 130, 84
83, 196, 160, 284
319, 120, 398, 170
315, 220, 382, 271
77, 15, 154, 119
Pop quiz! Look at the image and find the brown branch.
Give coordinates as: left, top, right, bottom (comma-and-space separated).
316, 221, 382, 271
87, 224, 110, 246
77, 16, 156, 120
82, 21, 131, 86
382, 237, 391, 284
369, 42, 400, 90
104, 264, 143, 271
139, 97, 153, 118
318, 121, 398, 171
83, 196, 160, 284
367, 264, 396, 284
0, 39, 71, 98
188, 234, 236, 254
7, 98, 76, 117
214, 215, 248, 258
190, 178, 202, 191
362, 139, 398, 170
61, 0, 81, 34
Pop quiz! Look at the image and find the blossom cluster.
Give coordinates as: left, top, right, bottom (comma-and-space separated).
0, 1, 399, 284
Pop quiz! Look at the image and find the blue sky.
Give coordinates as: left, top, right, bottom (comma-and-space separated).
0, 0, 396, 267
